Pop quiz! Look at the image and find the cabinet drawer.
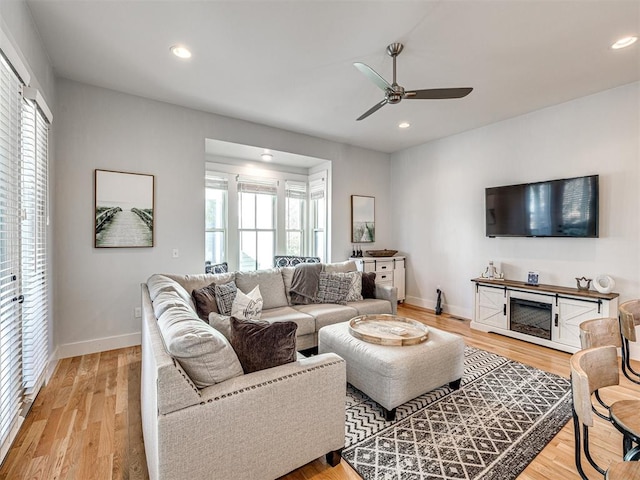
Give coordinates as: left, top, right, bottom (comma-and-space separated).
376, 272, 394, 284
375, 260, 394, 273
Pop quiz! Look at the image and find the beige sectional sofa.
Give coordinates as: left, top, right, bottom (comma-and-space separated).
141, 262, 397, 480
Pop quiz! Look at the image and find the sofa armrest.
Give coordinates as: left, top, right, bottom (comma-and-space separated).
375, 284, 398, 314
156, 353, 346, 480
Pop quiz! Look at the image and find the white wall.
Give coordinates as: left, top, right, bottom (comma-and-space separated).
54, 79, 391, 356
391, 82, 640, 355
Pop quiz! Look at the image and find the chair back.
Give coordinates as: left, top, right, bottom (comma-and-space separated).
570, 346, 619, 427
619, 300, 640, 343
579, 317, 621, 349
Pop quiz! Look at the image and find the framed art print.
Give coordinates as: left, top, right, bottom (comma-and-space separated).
351, 195, 375, 243
95, 169, 154, 248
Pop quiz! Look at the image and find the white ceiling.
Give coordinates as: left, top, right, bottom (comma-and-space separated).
26, 0, 640, 154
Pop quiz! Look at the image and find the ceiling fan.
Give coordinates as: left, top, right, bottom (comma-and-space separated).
354, 43, 473, 121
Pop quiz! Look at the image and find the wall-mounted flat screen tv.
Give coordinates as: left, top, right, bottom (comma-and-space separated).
486, 175, 599, 237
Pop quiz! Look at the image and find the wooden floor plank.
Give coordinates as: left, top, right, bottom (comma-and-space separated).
1, 304, 639, 480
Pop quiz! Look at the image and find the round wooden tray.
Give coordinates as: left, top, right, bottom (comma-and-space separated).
348, 314, 428, 346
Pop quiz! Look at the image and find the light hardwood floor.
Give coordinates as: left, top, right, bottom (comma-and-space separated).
1, 304, 639, 480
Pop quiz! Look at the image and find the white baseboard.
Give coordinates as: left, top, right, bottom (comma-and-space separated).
404, 295, 470, 320
57, 332, 141, 359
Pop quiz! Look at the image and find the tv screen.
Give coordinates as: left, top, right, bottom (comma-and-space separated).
486, 175, 599, 237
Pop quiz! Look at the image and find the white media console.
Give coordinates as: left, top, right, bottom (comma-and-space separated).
471, 278, 619, 354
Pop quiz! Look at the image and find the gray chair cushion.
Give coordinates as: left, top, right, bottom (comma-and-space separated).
293, 303, 358, 330
347, 298, 392, 316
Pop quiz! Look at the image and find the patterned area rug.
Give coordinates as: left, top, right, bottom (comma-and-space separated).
343, 347, 572, 480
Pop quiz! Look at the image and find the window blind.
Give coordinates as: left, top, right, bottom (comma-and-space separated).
285, 180, 307, 200
237, 176, 277, 195
0, 52, 24, 459
21, 98, 48, 394
310, 177, 325, 200
205, 173, 228, 191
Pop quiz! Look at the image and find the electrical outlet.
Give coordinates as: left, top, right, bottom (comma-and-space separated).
172, 248, 179, 258
134, 307, 141, 318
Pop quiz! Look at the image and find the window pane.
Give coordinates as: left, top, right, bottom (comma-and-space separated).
205, 231, 225, 264
316, 199, 326, 228
257, 231, 274, 270
287, 197, 302, 230
239, 192, 256, 229
206, 188, 225, 229
256, 194, 274, 229
314, 231, 325, 262
239, 231, 257, 271
286, 232, 302, 256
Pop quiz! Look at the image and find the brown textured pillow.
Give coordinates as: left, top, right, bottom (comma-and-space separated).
191, 282, 218, 321
230, 317, 297, 373
362, 272, 377, 299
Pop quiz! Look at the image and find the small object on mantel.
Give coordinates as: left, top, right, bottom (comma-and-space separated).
365, 249, 398, 257
576, 277, 592, 291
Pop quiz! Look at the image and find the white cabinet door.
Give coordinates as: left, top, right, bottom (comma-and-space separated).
554, 297, 604, 348
476, 286, 507, 329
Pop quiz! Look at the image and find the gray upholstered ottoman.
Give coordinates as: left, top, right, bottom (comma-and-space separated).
318, 321, 465, 420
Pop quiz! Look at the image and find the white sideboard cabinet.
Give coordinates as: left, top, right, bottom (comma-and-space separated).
351, 256, 405, 302
471, 278, 619, 354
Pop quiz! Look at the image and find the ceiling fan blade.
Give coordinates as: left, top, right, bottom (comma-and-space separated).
405, 87, 473, 100
356, 98, 388, 121
353, 62, 391, 91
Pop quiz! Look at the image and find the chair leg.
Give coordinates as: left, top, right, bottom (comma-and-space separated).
621, 338, 640, 385
573, 410, 589, 480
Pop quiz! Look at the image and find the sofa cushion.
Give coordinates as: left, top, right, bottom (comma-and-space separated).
164, 272, 236, 297
323, 260, 357, 273
147, 274, 193, 307
191, 283, 219, 321
152, 291, 193, 319
362, 272, 377, 299
230, 317, 297, 373
260, 306, 316, 337
157, 305, 244, 388
347, 298, 393, 316
293, 303, 358, 330
316, 272, 351, 305
231, 286, 263, 320
215, 281, 237, 316
344, 271, 363, 302
235, 268, 288, 310
209, 312, 232, 340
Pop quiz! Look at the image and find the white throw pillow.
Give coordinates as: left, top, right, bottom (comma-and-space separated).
231, 286, 264, 320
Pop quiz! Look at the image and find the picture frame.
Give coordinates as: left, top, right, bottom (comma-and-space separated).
94, 169, 154, 248
526, 271, 539, 286
351, 195, 375, 243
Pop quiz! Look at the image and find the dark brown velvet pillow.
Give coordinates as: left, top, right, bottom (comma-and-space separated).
230, 317, 297, 373
191, 282, 218, 321
362, 272, 377, 299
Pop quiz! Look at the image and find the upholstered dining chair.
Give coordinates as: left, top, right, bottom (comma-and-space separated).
571, 346, 640, 480
578, 317, 622, 420
618, 300, 640, 385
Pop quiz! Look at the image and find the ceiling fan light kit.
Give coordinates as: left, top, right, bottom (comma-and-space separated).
354, 43, 473, 121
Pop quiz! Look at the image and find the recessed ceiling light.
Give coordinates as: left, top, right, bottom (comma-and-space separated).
261, 151, 273, 161
611, 36, 638, 50
398, 122, 411, 129
170, 45, 192, 59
